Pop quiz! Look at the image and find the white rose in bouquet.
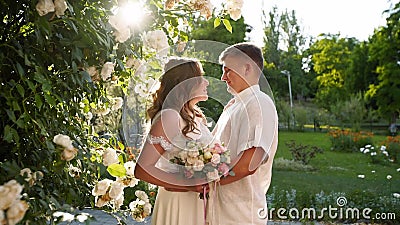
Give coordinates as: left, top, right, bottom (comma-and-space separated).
206, 169, 220, 182
211, 153, 220, 165
192, 160, 205, 171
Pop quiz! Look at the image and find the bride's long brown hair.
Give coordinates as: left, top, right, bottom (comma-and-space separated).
147, 58, 206, 137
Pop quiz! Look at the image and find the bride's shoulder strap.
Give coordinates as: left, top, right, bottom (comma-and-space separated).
147, 109, 182, 151
146, 134, 173, 151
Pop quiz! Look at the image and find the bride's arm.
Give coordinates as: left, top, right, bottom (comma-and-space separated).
134, 110, 207, 192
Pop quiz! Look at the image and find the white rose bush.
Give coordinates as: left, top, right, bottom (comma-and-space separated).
0, 0, 244, 223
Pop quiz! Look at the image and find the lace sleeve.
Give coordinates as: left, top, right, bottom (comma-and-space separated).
147, 135, 173, 151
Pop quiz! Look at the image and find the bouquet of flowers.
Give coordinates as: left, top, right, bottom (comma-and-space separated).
169, 141, 234, 183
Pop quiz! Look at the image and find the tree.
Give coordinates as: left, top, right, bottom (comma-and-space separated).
308, 34, 356, 109
262, 7, 311, 100
366, 2, 400, 124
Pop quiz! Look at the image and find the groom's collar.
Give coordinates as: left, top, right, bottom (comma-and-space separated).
233, 85, 260, 102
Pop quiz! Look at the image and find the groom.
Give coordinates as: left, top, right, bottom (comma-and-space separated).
209, 42, 278, 225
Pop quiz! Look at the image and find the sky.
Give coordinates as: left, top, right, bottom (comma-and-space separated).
241, 0, 393, 46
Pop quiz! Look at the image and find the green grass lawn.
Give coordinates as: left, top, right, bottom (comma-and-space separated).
269, 131, 400, 196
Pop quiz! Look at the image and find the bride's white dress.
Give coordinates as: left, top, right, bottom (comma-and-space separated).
148, 113, 214, 225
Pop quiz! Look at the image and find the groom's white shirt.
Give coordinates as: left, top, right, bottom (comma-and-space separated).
210, 85, 278, 225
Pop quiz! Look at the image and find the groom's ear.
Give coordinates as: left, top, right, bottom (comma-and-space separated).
244, 63, 251, 76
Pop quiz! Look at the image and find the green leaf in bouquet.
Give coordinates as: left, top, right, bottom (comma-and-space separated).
228, 171, 235, 176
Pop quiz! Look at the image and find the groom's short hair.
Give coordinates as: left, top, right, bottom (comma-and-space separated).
219, 42, 264, 72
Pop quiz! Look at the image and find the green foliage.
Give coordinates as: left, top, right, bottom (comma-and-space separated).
330, 93, 366, 131
364, 2, 400, 122
191, 14, 247, 44
308, 35, 357, 109
0, 0, 245, 223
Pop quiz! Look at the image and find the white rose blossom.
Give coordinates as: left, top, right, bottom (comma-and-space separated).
135, 190, 149, 202
54, 0, 68, 17
129, 199, 145, 210
114, 195, 124, 209
189, 0, 213, 20
95, 196, 109, 208
0, 180, 23, 210
102, 148, 119, 166
100, 62, 114, 81
68, 164, 82, 178
53, 134, 74, 150
117, 177, 139, 187
225, 0, 243, 21
211, 153, 221, 165
6, 200, 29, 225
143, 202, 152, 216
176, 41, 186, 52
192, 160, 205, 171
206, 169, 220, 182
109, 181, 124, 200
143, 30, 169, 57
20, 168, 32, 183
124, 161, 136, 177
61, 147, 78, 161
92, 179, 113, 196
115, 29, 131, 43
0, 210, 4, 223
110, 97, 124, 111
36, 0, 55, 16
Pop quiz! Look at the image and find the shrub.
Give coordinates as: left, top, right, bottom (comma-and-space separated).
273, 157, 315, 171
380, 135, 400, 164
285, 140, 323, 165
328, 129, 374, 152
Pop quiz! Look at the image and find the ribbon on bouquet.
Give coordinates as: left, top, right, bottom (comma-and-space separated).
202, 185, 207, 225
202, 181, 219, 225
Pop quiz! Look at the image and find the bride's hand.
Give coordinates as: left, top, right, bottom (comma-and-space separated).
188, 183, 209, 193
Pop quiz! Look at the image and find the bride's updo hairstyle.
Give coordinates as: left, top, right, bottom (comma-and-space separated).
147, 57, 206, 137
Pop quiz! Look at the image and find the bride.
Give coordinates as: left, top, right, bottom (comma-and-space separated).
134, 57, 213, 225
